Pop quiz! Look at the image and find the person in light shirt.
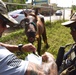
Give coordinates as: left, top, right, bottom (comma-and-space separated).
0, 0, 58, 75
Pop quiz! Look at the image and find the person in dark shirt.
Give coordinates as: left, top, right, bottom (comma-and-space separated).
62, 13, 76, 75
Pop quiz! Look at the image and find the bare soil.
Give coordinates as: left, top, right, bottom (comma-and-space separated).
3, 27, 20, 36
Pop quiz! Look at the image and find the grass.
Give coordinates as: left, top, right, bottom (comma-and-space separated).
1, 20, 74, 59
45, 20, 74, 58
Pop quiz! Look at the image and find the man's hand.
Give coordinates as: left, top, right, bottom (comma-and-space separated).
42, 52, 55, 62
22, 43, 36, 52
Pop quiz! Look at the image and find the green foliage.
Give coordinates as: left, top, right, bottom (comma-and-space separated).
3, 0, 25, 3
0, 29, 24, 43
45, 20, 73, 58
3, 0, 26, 11
71, 5, 76, 12
1, 20, 74, 59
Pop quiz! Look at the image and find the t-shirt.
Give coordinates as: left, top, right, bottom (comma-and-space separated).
0, 46, 29, 75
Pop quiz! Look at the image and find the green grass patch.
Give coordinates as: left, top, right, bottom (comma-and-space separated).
1, 20, 74, 59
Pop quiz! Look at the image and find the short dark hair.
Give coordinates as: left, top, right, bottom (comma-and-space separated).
2, 22, 7, 27
0, 18, 7, 27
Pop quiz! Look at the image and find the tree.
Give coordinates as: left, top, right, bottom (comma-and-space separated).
3, 0, 26, 11
71, 5, 76, 12
3, 0, 25, 3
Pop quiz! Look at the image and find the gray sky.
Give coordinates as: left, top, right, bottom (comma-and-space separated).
26, 0, 76, 7
51, 0, 76, 7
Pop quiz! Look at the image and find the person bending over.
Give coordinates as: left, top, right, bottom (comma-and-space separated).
0, 0, 58, 75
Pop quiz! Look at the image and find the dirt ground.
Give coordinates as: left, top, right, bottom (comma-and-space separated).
3, 27, 20, 36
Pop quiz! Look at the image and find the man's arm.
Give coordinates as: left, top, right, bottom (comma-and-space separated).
0, 43, 36, 52
42, 52, 58, 75
25, 62, 45, 75
26, 61, 58, 75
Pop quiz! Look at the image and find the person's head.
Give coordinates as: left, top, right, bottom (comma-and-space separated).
0, 0, 18, 37
62, 13, 76, 42
0, 18, 7, 37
